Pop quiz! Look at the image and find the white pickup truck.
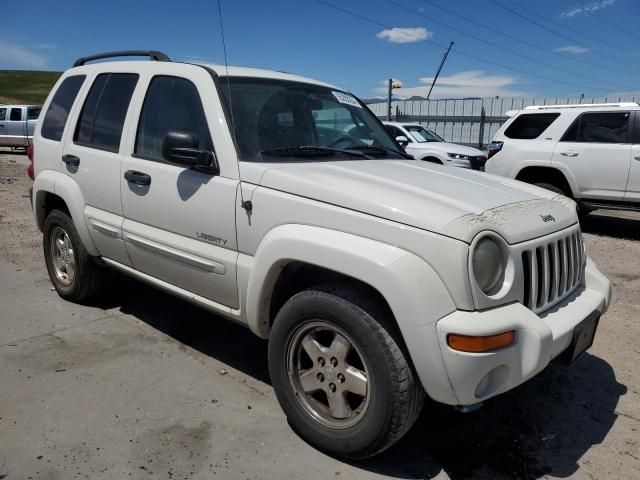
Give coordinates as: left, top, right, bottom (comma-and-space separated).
30, 51, 612, 459
0, 104, 40, 149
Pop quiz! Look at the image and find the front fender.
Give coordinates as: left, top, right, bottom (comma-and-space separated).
33, 170, 98, 256
246, 224, 459, 404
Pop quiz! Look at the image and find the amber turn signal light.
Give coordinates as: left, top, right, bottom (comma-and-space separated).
447, 331, 515, 353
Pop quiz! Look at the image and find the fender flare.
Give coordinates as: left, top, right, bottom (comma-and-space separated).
246, 224, 459, 404
514, 162, 579, 197
33, 170, 99, 256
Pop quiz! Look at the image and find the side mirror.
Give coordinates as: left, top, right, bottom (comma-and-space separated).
396, 135, 409, 147
162, 131, 219, 173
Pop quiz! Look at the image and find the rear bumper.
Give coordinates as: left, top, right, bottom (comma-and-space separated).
433, 257, 611, 405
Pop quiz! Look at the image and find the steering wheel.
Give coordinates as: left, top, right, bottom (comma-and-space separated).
328, 135, 358, 148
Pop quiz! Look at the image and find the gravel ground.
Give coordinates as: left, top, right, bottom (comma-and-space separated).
1, 148, 639, 479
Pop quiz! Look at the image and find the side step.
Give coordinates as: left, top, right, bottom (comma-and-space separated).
581, 201, 640, 213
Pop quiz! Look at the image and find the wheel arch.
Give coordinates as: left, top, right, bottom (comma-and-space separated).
515, 166, 576, 197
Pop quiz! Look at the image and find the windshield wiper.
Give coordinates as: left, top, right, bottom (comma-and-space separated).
348, 145, 413, 159
260, 146, 372, 159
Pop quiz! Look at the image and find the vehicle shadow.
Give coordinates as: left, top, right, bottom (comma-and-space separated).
93, 272, 626, 480
581, 210, 640, 241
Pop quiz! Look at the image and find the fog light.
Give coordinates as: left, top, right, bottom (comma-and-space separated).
447, 331, 515, 353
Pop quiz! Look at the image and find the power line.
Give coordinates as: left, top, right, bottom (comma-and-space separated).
314, 0, 621, 93
413, 0, 637, 74
488, 0, 634, 69
384, 0, 634, 89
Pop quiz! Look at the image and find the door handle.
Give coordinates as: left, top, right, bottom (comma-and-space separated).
124, 170, 151, 186
560, 151, 579, 157
62, 154, 80, 167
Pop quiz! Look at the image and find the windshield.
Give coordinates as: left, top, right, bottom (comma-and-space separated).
219, 77, 407, 162
405, 125, 444, 143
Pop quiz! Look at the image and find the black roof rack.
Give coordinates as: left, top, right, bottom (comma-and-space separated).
73, 50, 171, 67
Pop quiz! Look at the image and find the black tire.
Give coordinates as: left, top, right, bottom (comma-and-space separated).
422, 156, 443, 165
534, 182, 567, 196
268, 283, 425, 459
43, 209, 103, 302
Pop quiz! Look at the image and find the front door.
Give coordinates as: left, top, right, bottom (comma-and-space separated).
552, 111, 632, 201
4, 107, 26, 146
120, 66, 240, 309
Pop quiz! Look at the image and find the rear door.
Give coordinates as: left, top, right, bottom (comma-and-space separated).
62, 70, 139, 266
120, 64, 240, 309
5, 107, 26, 146
626, 110, 640, 202
0, 107, 7, 145
26, 106, 41, 145
552, 111, 631, 200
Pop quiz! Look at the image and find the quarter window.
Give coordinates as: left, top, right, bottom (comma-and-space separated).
41, 75, 86, 141
561, 112, 630, 144
135, 76, 212, 161
504, 113, 560, 139
74, 73, 138, 152
10, 108, 22, 121
28, 107, 41, 120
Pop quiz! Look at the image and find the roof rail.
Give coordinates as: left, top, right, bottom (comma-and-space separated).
73, 50, 171, 67
524, 102, 639, 110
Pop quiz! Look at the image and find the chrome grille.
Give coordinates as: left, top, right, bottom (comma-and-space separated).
521, 227, 584, 313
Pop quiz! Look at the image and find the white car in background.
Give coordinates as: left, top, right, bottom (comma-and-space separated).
384, 121, 487, 170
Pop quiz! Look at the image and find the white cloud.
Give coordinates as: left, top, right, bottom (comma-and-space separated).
376, 27, 432, 44
554, 45, 590, 54
0, 42, 47, 68
561, 0, 615, 18
374, 70, 527, 99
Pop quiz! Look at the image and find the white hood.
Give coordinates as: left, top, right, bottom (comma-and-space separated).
242, 160, 577, 243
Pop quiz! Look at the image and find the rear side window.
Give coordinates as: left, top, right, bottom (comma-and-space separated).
41, 75, 86, 141
10, 108, 22, 121
0, 108, 6, 121
504, 113, 560, 139
561, 112, 630, 144
135, 76, 211, 161
28, 107, 41, 120
75, 73, 139, 152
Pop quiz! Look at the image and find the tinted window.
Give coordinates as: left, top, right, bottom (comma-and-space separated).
75, 73, 138, 152
135, 76, 212, 161
0, 108, 6, 121
561, 112, 629, 144
504, 113, 560, 139
10, 108, 22, 121
27, 107, 41, 120
41, 75, 86, 141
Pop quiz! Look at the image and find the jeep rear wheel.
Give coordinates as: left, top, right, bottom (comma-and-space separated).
268, 284, 424, 459
43, 209, 103, 302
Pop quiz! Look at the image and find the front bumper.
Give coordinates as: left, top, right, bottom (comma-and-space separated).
434, 257, 611, 405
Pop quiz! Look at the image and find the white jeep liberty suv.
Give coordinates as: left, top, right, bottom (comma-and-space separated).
30, 51, 612, 458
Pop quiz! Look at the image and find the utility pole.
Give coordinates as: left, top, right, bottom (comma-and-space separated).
426, 41, 454, 100
387, 79, 402, 121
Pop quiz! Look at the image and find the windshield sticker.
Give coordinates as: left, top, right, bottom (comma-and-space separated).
332, 91, 362, 108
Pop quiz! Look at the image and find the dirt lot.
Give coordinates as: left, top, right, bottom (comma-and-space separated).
1, 149, 639, 479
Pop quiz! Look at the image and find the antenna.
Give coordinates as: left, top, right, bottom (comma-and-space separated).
216, 0, 252, 212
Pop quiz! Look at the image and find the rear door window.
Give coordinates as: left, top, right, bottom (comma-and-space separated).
504, 113, 560, 139
74, 73, 139, 152
0, 108, 6, 121
10, 108, 23, 121
41, 75, 86, 141
561, 112, 630, 144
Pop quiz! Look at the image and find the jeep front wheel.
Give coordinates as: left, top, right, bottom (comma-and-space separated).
268, 284, 424, 459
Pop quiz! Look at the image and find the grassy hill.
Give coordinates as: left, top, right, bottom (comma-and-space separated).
0, 70, 62, 105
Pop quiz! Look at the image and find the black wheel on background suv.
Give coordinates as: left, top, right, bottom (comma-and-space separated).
533, 182, 566, 196
268, 283, 425, 459
43, 209, 103, 302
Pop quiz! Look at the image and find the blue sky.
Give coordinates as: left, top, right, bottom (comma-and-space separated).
2, 0, 639, 99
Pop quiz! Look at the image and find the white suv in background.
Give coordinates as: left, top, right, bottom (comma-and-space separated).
486, 103, 640, 213
383, 121, 487, 170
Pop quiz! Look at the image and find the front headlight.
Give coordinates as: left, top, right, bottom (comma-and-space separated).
472, 237, 505, 294
447, 152, 471, 160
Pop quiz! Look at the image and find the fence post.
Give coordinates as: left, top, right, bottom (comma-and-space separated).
478, 106, 486, 149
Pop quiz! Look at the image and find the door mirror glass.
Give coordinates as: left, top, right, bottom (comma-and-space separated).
162, 131, 219, 172
396, 135, 409, 147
